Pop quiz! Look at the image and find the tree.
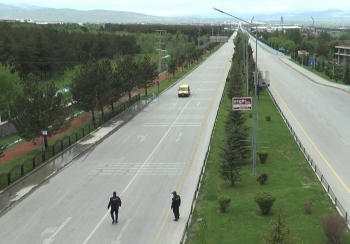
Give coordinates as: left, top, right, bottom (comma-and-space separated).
0, 63, 22, 115
168, 58, 177, 78
263, 208, 295, 244
0, 144, 6, 158
70, 61, 99, 124
9, 73, 72, 148
114, 54, 141, 101
137, 54, 158, 96
219, 125, 249, 186
94, 58, 114, 116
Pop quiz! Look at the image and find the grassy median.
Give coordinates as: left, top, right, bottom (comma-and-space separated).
186, 88, 350, 243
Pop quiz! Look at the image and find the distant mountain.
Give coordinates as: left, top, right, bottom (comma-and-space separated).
0, 3, 349, 25
0, 3, 213, 24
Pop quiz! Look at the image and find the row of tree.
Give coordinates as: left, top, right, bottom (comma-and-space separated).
7, 53, 159, 148
219, 31, 253, 186
0, 22, 140, 79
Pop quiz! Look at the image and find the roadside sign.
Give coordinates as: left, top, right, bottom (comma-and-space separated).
232, 97, 252, 110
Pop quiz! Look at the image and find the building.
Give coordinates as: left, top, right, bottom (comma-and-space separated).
335, 41, 350, 66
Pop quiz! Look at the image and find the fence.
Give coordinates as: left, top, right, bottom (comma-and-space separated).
267, 89, 349, 225
0, 95, 140, 190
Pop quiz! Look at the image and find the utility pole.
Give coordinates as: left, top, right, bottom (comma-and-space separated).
281, 16, 284, 31
197, 27, 201, 48
156, 30, 166, 73
246, 36, 249, 96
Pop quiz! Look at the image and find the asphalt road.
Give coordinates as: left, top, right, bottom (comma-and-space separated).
249, 38, 350, 215
0, 36, 235, 243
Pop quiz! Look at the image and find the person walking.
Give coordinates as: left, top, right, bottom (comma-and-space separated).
107, 191, 122, 224
171, 191, 181, 221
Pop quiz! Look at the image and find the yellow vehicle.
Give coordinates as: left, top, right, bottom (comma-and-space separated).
178, 84, 191, 97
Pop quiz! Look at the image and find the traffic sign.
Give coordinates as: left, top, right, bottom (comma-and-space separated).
232, 97, 252, 110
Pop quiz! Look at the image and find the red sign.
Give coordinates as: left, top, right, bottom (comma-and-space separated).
232, 97, 252, 110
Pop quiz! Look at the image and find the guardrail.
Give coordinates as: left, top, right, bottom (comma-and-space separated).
0, 95, 141, 191
267, 88, 349, 226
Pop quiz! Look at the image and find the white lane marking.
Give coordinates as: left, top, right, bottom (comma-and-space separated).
41, 227, 56, 237
83, 98, 193, 244
197, 101, 200, 106
341, 138, 348, 146
176, 133, 182, 143
42, 217, 72, 244
137, 133, 149, 142
111, 219, 132, 244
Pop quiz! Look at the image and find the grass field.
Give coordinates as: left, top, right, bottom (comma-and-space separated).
185, 88, 350, 243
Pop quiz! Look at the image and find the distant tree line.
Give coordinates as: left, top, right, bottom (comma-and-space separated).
0, 22, 140, 79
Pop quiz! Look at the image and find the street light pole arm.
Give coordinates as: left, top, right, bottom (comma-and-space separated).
213, 7, 253, 26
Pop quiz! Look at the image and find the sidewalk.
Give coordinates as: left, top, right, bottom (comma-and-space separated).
279, 57, 350, 93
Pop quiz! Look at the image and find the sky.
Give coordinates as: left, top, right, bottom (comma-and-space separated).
2, 0, 350, 16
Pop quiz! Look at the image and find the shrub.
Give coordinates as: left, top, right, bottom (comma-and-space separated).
257, 173, 268, 185
257, 151, 269, 164
265, 115, 271, 121
319, 214, 347, 244
304, 200, 312, 214
249, 113, 253, 118
254, 191, 276, 215
217, 195, 231, 213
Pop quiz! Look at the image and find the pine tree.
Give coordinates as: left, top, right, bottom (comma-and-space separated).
264, 208, 295, 244
219, 124, 249, 186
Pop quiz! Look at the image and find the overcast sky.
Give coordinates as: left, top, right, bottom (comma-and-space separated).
2, 1, 350, 16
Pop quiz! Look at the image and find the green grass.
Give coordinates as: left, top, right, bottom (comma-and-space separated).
186, 88, 350, 243
290, 59, 347, 85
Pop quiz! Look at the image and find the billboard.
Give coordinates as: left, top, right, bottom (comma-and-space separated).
232, 97, 252, 110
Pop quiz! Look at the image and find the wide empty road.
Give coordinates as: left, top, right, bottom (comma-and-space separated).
0, 37, 235, 243
249, 37, 350, 215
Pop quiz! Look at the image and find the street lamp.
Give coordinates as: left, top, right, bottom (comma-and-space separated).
214, 7, 259, 175
311, 16, 315, 35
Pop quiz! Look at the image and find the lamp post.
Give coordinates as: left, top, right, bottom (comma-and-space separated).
311, 16, 314, 35
214, 7, 258, 175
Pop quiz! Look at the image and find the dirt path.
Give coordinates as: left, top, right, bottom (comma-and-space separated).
0, 72, 171, 165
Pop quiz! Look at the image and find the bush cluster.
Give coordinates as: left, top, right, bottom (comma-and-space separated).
217, 195, 232, 213
254, 191, 276, 215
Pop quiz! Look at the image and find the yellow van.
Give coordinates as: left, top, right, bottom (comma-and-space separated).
178, 84, 191, 97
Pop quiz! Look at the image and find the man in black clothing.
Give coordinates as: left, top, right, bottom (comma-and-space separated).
171, 191, 181, 221
107, 191, 122, 224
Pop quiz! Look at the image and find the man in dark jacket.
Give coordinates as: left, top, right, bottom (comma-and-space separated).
171, 191, 181, 221
108, 191, 122, 224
